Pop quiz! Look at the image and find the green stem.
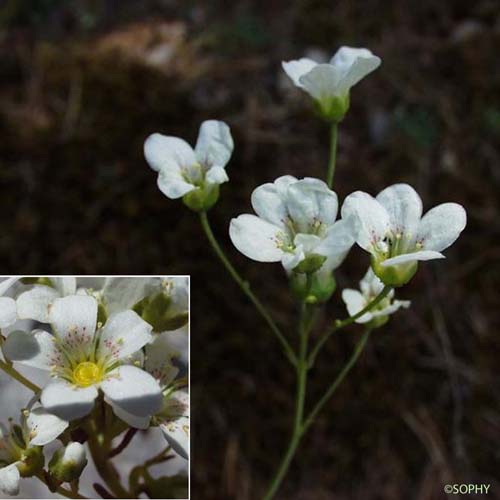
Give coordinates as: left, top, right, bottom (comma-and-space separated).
308, 285, 391, 367
303, 328, 372, 432
87, 419, 130, 499
0, 359, 40, 393
36, 472, 88, 499
262, 302, 313, 500
199, 211, 297, 366
326, 122, 338, 188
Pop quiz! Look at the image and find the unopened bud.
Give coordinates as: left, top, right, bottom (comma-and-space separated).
49, 442, 87, 482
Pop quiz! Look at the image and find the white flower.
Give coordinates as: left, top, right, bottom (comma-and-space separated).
0, 408, 68, 495
342, 268, 410, 324
0, 277, 19, 328
16, 277, 76, 323
144, 120, 233, 204
3, 295, 162, 421
110, 333, 189, 459
282, 46, 381, 120
341, 183, 467, 285
230, 176, 354, 275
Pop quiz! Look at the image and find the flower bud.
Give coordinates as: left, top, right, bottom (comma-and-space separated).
49, 442, 87, 482
371, 257, 417, 287
290, 271, 336, 304
17, 447, 44, 477
182, 184, 220, 212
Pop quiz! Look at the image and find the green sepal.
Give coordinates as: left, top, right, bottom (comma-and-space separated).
18, 447, 44, 477
371, 257, 417, 287
20, 277, 54, 287
134, 292, 188, 332
293, 254, 327, 274
290, 271, 336, 304
368, 314, 389, 329
313, 93, 350, 122
183, 183, 220, 212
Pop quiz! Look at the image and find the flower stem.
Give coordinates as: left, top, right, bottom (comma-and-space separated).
36, 472, 88, 499
308, 285, 391, 367
303, 328, 372, 432
108, 428, 137, 458
0, 359, 40, 393
199, 211, 297, 366
262, 302, 313, 500
326, 121, 338, 188
86, 412, 130, 499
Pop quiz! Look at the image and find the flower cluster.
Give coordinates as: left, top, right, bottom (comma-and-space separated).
0, 276, 189, 497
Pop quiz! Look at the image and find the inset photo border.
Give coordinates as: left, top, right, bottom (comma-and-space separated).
0, 276, 189, 500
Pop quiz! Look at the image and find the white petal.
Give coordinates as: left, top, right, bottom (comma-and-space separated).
376, 184, 422, 237
286, 178, 338, 231
0, 297, 16, 328
274, 175, 298, 197
281, 246, 305, 272
157, 170, 196, 199
331, 46, 381, 93
282, 58, 318, 87
417, 203, 467, 252
0, 277, 19, 297
52, 277, 77, 296
341, 191, 390, 252
205, 165, 229, 185
341, 289, 371, 323
101, 366, 162, 418
373, 299, 410, 318
381, 250, 445, 267
107, 401, 150, 430
194, 120, 233, 169
294, 234, 322, 253
299, 64, 344, 99
2, 329, 62, 371
16, 285, 60, 322
145, 334, 180, 387
251, 178, 289, 227
316, 218, 355, 271
160, 415, 189, 460
359, 267, 384, 296
41, 380, 98, 420
229, 215, 284, 262
102, 277, 157, 314
144, 133, 196, 173
97, 310, 152, 362
49, 295, 97, 349
0, 463, 20, 495
27, 407, 69, 446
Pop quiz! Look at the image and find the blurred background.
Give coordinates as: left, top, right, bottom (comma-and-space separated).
0, 0, 499, 499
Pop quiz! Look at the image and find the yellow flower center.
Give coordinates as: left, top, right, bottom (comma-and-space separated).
73, 362, 102, 387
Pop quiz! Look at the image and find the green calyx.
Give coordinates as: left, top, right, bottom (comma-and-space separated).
134, 292, 188, 332
293, 254, 327, 274
290, 271, 336, 304
314, 93, 350, 122
371, 257, 417, 287
18, 447, 44, 477
367, 314, 389, 329
183, 183, 220, 212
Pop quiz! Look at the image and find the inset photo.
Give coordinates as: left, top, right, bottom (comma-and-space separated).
0, 276, 189, 500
